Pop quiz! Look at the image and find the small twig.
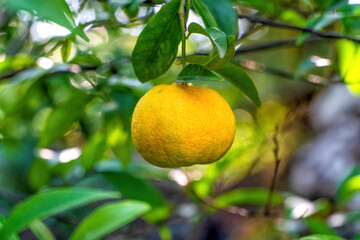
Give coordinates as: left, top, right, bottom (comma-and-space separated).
235, 58, 329, 86
236, 37, 323, 54
0, 64, 98, 82
238, 13, 360, 43
264, 125, 281, 216
187, 187, 251, 218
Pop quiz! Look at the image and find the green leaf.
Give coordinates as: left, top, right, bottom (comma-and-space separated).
159, 225, 172, 240
313, 0, 332, 11
29, 219, 55, 240
28, 158, 52, 191
0, 68, 49, 114
124, 1, 140, 19
204, 36, 235, 70
300, 234, 346, 240
295, 55, 331, 80
214, 188, 282, 207
69, 200, 150, 240
103, 172, 171, 223
0, 188, 120, 239
233, 0, 278, 15
201, 0, 238, 37
184, 37, 235, 72
0, 216, 20, 240
176, 64, 223, 82
296, 13, 340, 45
295, 57, 317, 79
1, 0, 88, 41
188, 23, 227, 58
345, 210, 360, 223
39, 95, 91, 147
105, 116, 132, 169
61, 39, 72, 62
80, 131, 108, 171
303, 216, 335, 235
192, 0, 218, 28
185, 55, 208, 65
215, 63, 261, 107
337, 39, 360, 94
69, 54, 102, 67
131, 0, 182, 82
336, 164, 360, 207
272, 9, 306, 28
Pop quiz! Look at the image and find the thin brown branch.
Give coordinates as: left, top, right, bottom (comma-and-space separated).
235, 37, 323, 54
238, 13, 360, 43
0, 64, 99, 81
235, 58, 337, 86
264, 126, 281, 216
187, 187, 251, 218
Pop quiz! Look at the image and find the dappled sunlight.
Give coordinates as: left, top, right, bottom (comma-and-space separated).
38, 147, 81, 163
169, 169, 189, 186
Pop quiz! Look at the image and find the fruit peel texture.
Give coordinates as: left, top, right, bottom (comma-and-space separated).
131, 83, 236, 168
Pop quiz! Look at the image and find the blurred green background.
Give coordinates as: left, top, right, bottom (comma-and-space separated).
1, 0, 360, 239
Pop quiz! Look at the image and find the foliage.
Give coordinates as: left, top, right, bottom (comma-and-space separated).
0, 0, 360, 239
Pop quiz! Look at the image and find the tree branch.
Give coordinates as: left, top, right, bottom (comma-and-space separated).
236, 37, 323, 54
236, 58, 329, 86
238, 13, 360, 42
187, 187, 252, 218
264, 125, 281, 216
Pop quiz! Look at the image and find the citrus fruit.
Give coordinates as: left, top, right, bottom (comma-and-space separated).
131, 83, 236, 168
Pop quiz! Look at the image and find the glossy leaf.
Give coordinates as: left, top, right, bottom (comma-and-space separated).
185, 55, 208, 65
103, 172, 171, 223
0, 188, 120, 239
105, 116, 132, 168
131, 0, 182, 82
295, 55, 331, 80
336, 164, 360, 207
233, 0, 278, 15
192, 0, 218, 28
204, 36, 235, 70
215, 63, 261, 107
176, 64, 223, 82
214, 188, 282, 207
1, 0, 88, 41
29, 220, 55, 240
345, 210, 360, 223
69, 54, 102, 67
69, 200, 150, 240
159, 225, 172, 240
297, 13, 341, 45
39, 95, 91, 147
303, 216, 335, 235
314, 0, 332, 11
188, 23, 227, 58
0, 216, 20, 240
337, 39, 360, 94
201, 0, 238, 37
300, 235, 346, 240
0, 68, 49, 114
295, 57, 317, 79
28, 158, 52, 191
61, 39, 71, 62
184, 37, 235, 71
80, 131, 108, 171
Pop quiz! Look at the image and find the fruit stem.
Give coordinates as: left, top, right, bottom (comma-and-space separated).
179, 0, 186, 69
